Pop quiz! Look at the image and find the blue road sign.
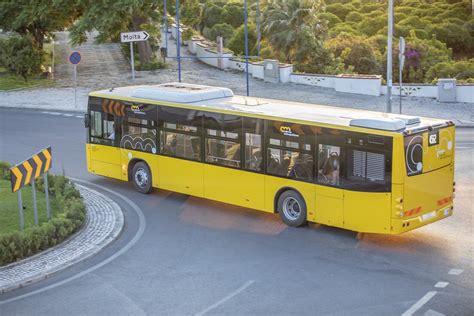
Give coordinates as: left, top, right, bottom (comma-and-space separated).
69, 52, 81, 65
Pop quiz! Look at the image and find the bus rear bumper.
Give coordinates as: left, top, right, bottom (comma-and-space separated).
391, 204, 454, 234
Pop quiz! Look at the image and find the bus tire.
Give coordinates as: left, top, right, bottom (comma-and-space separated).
132, 161, 153, 194
277, 190, 307, 227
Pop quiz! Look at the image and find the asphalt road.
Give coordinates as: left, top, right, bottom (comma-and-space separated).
0, 108, 472, 316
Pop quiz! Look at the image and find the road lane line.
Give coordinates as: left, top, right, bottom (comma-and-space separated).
434, 282, 449, 288
401, 291, 437, 316
0, 179, 146, 305
195, 280, 255, 316
448, 269, 464, 275
424, 309, 445, 316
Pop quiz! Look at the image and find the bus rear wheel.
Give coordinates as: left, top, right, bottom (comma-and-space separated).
132, 162, 153, 194
277, 190, 307, 227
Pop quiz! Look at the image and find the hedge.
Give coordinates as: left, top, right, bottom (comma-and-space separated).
0, 161, 86, 266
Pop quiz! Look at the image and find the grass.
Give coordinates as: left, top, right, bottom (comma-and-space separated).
0, 75, 51, 90
0, 179, 60, 234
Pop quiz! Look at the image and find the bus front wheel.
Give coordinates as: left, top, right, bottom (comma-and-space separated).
132, 161, 153, 194
277, 190, 307, 227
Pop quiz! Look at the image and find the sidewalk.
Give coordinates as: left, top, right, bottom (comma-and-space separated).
0, 185, 124, 293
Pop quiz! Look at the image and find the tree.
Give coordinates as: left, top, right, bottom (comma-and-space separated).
325, 33, 382, 75
201, 4, 224, 31
181, 0, 202, 30
325, 3, 356, 21
69, 0, 161, 64
227, 24, 258, 56
209, 23, 235, 42
0, 0, 80, 49
223, 2, 245, 28
0, 36, 43, 81
262, 0, 327, 64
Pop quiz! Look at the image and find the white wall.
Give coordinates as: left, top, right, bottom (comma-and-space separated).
195, 43, 232, 69
279, 65, 293, 83
290, 74, 336, 89
381, 85, 438, 98
251, 62, 264, 79
335, 76, 382, 96
457, 85, 474, 103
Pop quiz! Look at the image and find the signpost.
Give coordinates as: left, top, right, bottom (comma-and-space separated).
399, 37, 406, 114
120, 31, 150, 80
10, 147, 53, 230
69, 52, 81, 109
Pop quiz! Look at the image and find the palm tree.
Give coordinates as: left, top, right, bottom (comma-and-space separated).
262, 0, 326, 63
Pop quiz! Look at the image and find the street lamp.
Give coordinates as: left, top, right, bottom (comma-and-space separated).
386, 0, 394, 113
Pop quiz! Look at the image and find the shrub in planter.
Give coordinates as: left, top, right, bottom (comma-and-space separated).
0, 172, 86, 266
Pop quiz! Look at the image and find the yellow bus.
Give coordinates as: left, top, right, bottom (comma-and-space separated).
84, 83, 455, 234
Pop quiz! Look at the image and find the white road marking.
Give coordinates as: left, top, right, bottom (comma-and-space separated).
448, 269, 464, 275
402, 291, 438, 316
63, 114, 74, 117
75, 115, 83, 119
434, 281, 449, 288
424, 309, 445, 316
0, 179, 146, 305
195, 280, 255, 316
48, 112, 62, 115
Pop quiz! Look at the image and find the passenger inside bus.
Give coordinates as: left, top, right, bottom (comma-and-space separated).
318, 145, 340, 186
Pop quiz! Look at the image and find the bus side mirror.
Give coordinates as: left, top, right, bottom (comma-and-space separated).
84, 114, 90, 128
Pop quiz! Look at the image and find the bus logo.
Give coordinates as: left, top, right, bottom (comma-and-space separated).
130, 104, 146, 115
428, 130, 439, 146
279, 125, 298, 137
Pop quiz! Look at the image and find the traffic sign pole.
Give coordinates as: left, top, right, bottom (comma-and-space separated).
130, 42, 135, 80
44, 172, 51, 220
120, 31, 149, 81
69, 52, 81, 109
32, 180, 38, 225
18, 189, 24, 231
73, 64, 77, 108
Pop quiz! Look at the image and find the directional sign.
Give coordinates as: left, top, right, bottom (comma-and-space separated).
10, 147, 52, 193
121, 31, 150, 43
69, 52, 81, 65
399, 37, 406, 69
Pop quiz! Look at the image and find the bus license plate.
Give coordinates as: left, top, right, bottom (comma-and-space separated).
421, 211, 436, 221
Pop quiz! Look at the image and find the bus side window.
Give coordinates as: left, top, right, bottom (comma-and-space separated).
90, 111, 115, 145
90, 111, 102, 138
245, 133, 262, 171
317, 144, 340, 186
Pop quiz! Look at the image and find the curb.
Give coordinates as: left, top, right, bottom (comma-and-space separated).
0, 184, 124, 294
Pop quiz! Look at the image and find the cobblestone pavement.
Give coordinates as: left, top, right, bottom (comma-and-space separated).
0, 185, 124, 293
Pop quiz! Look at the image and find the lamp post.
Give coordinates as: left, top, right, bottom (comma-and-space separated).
386, 0, 394, 113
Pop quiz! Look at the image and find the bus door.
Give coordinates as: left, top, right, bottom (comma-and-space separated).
342, 133, 393, 233
88, 108, 122, 179
315, 136, 344, 227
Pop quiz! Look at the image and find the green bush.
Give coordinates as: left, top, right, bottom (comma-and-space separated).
0, 35, 43, 82
0, 172, 86, 266
318, 12, 341, 28
425, 59, 474, 83
0, 161, 11, 180
135, 59, 167, 71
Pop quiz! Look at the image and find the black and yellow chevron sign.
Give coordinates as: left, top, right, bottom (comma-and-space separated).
10, 147, 52, 193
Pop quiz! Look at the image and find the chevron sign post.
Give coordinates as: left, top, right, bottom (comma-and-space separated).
10, 147, 52, 230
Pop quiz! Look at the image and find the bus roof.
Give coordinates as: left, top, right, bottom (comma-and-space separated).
89, 83, 452, 134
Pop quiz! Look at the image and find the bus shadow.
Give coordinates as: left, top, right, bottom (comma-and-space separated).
354, 229, 454, 259
178, 197, 288, 235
